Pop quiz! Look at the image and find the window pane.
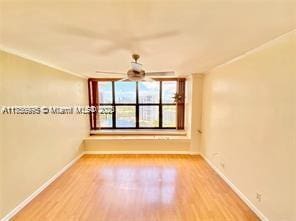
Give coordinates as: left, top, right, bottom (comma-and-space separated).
97, 105, 113, 127
98, 82, 112, 103
116, 106, 136, 127
162, 105, 176, 127
115, 82, 136, 103
138, 82, 160, 103
162, 81, 177, 103
139, 106, 159, 127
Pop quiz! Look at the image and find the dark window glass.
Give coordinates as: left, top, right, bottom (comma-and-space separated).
162, 105, 176, 127
98, 82, 112, 103
115, 82, 136, 103
115, 106, 136, 127
138, 82, 160, 103
97, 105, 113, 127
139, 105, 159, 127
162, 81, 177, 103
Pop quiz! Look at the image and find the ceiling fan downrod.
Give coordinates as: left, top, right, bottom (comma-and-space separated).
132, 54, 140, 63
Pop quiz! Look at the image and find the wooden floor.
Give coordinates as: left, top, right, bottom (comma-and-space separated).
13, 155, 260, 221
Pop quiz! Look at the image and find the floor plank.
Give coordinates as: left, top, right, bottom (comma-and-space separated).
12, 155, 260, 221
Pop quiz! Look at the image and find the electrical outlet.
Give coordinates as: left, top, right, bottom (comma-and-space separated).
256, 193, 262, 202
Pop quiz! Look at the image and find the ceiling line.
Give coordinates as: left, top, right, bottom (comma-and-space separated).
0, 45, 87, 79
204, 28, 296, 74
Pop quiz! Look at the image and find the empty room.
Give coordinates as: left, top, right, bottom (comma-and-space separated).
0, 0, 295, 221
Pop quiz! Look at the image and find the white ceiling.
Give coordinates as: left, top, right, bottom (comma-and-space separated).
0, 0, 295, 78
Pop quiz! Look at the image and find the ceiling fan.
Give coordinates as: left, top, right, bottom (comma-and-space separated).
96, 54, 175, 81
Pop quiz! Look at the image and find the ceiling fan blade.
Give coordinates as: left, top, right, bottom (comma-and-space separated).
117, 77, 155, 82
132, 30, 179, 42
141, 77, 156, 82
96, 71, 125, 75
145, 71, 175, 76
56, 25, 111, 40
117, 78, 132, 82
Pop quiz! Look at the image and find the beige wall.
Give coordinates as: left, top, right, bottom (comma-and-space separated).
293, 73, 296, 221
188, 74, 203, 153
201, 31, 296, 221
84, 136, 191, 152
0, 51, 89, 219
0, 67, 3, 219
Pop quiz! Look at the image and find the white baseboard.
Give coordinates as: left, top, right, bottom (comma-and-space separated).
200, 154, 269, 221
0, 153, 84, 221
84, 150, 199, 155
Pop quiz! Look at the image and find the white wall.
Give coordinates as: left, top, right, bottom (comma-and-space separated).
0, 51, 89, 219
201, 31, 296, 221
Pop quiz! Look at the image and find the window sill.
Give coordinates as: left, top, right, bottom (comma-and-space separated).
85, 135, 189, 141
90, 129, 186, 136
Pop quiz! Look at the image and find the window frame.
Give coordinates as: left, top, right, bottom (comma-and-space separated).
88, 78, 185, 130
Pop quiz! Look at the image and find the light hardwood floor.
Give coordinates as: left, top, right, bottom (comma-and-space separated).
12, 155, 260, 221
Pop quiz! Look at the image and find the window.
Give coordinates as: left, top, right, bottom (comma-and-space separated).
88, 79, 185, 129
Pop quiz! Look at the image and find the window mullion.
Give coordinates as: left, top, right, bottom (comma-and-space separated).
136, 81, 139, 128
159, 80, 162, 128
112, 81, 116, 128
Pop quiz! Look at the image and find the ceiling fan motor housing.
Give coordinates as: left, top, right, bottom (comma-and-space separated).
127, 69, 145, 81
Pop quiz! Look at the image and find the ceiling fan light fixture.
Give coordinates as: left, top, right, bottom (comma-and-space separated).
131, 62, 142, 72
